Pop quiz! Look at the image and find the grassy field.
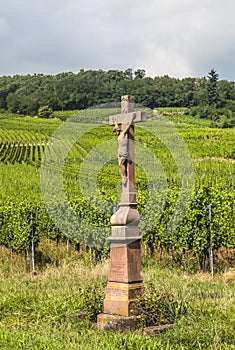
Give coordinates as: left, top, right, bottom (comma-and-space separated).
0, 242, 235, 350
0, 109, 234, 349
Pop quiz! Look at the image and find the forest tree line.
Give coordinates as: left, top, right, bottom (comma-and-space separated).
1, 68, 235, 120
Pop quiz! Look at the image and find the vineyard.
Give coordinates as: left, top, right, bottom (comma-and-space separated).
0, 129, 49, 165
0, 109, 234, 271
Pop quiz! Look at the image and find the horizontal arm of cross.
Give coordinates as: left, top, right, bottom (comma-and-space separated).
109, 111, 147, 126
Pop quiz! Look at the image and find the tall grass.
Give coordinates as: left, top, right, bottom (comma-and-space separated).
0, 241, 234, 349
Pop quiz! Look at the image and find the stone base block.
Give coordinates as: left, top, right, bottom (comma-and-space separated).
97, 313, 142, 331
108, 241, 143, 283
104, 282, 144, 317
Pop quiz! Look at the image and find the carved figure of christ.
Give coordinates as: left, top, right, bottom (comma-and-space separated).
112, 115, 135, 185
110, 95, 147, 190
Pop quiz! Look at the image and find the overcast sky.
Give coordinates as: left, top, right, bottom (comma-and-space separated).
1, 0, 235, 80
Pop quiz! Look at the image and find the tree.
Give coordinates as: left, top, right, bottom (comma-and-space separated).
134, 69, 146, 79
207, 69, 219, 106
2, 68, 235, 115
124, 68, 133, 80
217, 80, 235, 107
37, 105, 53, 118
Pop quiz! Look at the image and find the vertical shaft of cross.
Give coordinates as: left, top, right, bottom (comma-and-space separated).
120, 95, 136, 203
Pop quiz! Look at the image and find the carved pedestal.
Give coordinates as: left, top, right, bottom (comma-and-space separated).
104, 240, 144, 317
97, 199, 144, 331
97, 236, 144, 329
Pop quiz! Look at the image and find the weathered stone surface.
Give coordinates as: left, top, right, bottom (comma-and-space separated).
108, 226, 141, 243
102, 240, 144, 317
109, 96, 146, 125
110, 205, 140, 227
109, 111, 147, 125
97, 314, 142, 331
104, 281, 144, 317
108, 241, 143, 283
97, 315, 175, 333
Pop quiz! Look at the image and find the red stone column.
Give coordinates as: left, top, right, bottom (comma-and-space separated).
103, 240, 143, 317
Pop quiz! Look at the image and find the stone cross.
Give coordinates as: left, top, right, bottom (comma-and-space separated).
97, 95, 147, 328
109, 95, 147, 205
109, 95, 147, 208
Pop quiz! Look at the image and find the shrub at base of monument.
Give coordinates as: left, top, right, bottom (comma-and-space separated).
134, 288, 187, 327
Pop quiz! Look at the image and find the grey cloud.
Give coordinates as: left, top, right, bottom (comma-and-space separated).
0, 0, 235, 80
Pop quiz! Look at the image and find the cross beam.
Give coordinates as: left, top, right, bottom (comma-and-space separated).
109, 94, 146, 125
109, 111, 147, 126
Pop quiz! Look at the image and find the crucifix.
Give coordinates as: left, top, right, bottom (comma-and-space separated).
109, 95, 147, 208
97, 95, 147, 327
